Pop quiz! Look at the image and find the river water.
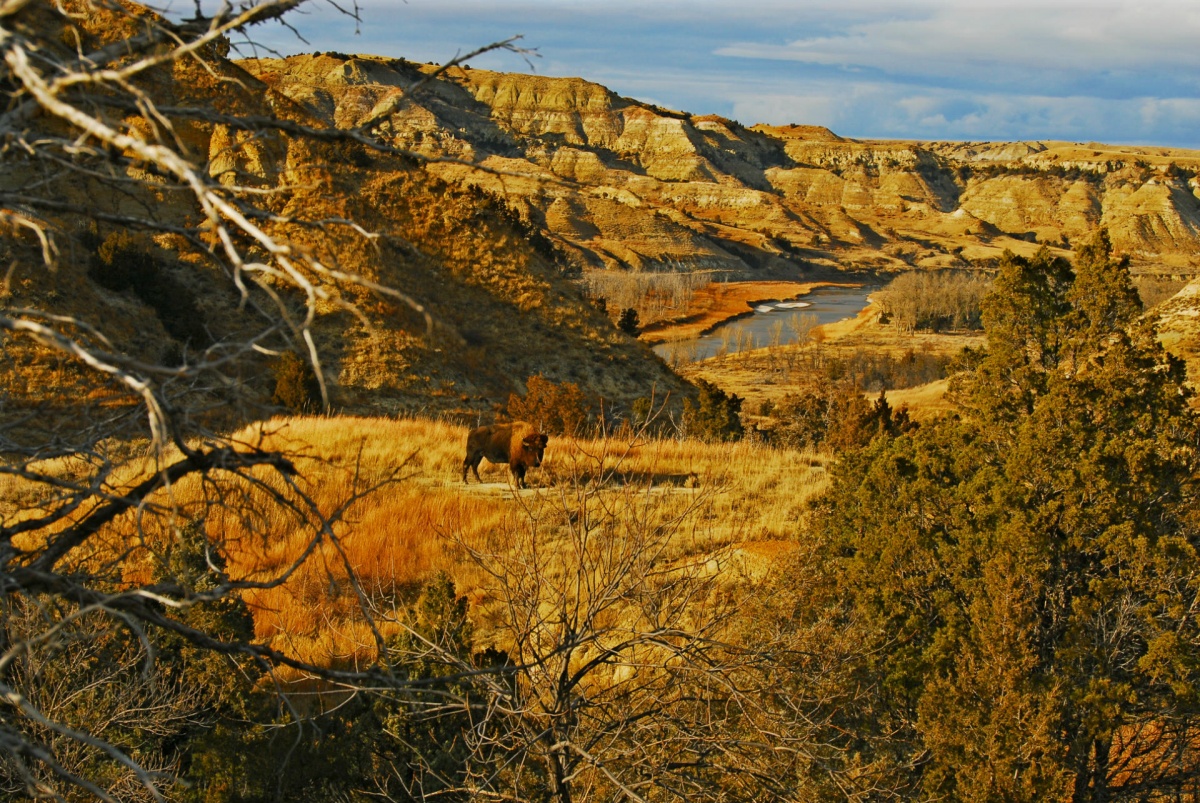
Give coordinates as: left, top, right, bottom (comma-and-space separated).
653, 284, 878, 364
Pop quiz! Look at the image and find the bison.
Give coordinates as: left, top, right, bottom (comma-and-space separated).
462, 421, 549, 489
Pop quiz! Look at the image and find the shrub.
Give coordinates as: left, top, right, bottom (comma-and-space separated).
506, 374, 593, 435
823, 347, 951, 392
272, 352, 322, 412
774, 383, 913, 451
617, 307, 640, 336
683, 379, 743, 442
87, 229, 212, 349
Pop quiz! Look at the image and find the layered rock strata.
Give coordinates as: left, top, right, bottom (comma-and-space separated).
247, 54, 1200, 279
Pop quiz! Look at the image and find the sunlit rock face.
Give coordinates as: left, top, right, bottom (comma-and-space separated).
232, 52, 1200, 390
245, 53, 1200, 279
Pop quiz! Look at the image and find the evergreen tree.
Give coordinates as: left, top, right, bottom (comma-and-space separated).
617, 307, 640, 336
1066, 228, 1143, 363
272, 352, 323, 413
809, 236, 1200, 801
964, 247, 1073, 422
683, 379, 744, 442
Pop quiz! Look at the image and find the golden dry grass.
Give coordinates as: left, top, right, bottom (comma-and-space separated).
3, 416, 829, 677
221, 417, 828, 673
879, 380, 955, 420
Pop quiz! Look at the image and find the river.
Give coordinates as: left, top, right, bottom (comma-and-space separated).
652, 284, 878, 364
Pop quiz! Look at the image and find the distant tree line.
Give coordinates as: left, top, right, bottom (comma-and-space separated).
1134, 275, 1189, 309
965, 160, 1110, 183
585, 269, 709, 326
876, 269, 991, 332
770, 386, 914, 452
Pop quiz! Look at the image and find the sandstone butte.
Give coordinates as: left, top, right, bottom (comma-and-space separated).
240, 52, 1200, 377
246, 53, 1200, 279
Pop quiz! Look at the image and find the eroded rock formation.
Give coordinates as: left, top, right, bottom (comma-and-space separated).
246, 54, 1200, 280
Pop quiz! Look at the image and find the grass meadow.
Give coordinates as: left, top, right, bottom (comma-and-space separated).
5, 416, 829, 681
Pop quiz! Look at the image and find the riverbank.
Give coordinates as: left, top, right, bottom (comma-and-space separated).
679, 299, 986, 421
639, 281, 857, 345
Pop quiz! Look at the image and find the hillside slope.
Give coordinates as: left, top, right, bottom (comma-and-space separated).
0, 9, 687, 425
9, 16, 1200, 427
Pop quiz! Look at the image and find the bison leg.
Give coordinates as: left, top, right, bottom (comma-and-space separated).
463, 453, 483, 484
511, 463, 527, 489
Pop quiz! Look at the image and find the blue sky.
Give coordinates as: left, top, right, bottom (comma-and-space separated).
227, 0, 1200, 148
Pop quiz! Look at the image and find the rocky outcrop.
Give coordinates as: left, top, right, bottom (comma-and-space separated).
246, 54, 1200, 279
18, 5, 1200, 425
237, 51, 1200, 395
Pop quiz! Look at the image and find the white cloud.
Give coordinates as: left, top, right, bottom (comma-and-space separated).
226, 0, 1200, 146
730, 82, 1200, 144
715, 2, 1200, 90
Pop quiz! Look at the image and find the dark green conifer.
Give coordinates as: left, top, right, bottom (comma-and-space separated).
807, 235, 1200, 801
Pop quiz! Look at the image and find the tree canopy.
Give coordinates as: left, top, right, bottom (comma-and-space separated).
806, 234, 1200, 801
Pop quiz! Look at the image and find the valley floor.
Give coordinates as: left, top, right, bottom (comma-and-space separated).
146, 416, 830, 676
638, 280, 859, 345
681, 298, 985, 422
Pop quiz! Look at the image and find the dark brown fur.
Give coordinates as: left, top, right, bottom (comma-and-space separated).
462, 422, 549, 489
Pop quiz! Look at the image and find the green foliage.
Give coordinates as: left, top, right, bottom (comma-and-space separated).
968, 160, 1107, 184
506, 373, 593, 436
365, 573, 488, 801
630, 395, 654, 427
180, 573, 489, 803
0, 599, 202, 801
774, 384, 913, 451
963, 246, 1074, 420
807, 230, 1200, 801
617, 307, 640, 336
0, 522, 262, 803
1067, 228, 1142, 351
272, 352, 323, 413
823, 346, 950, 391
683, 378, 744, 442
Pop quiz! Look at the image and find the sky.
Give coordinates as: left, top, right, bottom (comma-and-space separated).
222, 0, 1200, 148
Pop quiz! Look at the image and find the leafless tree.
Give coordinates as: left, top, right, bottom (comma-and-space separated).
0, 0, 522, 798
585, 270, 709, 327
875, 269, 990, 333
360, 430, 881, 803
436, 436, 752, 802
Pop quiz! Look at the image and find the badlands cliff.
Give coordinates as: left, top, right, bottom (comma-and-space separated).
247, 54, 1200, 280
8, 10, 1200, 426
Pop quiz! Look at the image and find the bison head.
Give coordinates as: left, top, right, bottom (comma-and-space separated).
522, 433, 549, 467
